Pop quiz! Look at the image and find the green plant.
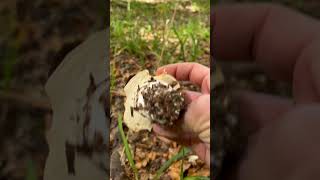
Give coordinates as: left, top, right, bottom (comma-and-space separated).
172, 26, 188, 61
179, 147, 186, 180
190, 33, 201, 61
0, 44, 18, 89
154, 147, 191, 180
111, 0, 209, 65
118, 114, 139, 180
191, 0, 210, 13
177, 147, 210, 180
25, 159, 37, 180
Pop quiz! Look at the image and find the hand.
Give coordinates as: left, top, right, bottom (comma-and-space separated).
214, 3, 320, 179
152, 62, 210, 167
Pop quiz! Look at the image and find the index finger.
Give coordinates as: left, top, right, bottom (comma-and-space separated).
157, 63, 210, 94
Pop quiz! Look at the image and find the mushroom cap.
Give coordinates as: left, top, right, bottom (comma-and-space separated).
123, 70, 182, 132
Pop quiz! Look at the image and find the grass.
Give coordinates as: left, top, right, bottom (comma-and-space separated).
154, 147, 191, 180
25, 159, 37, 180
110, 0, 209, 67
118, 114, 139, 180
180, 150, 185, 180
0, 10, 19, 90
0, 44, 18, 89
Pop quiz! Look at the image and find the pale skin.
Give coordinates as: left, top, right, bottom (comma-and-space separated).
155, 3, 320, 179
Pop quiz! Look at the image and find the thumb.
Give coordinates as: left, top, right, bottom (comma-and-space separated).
232, 90, 294, 135
183, 94, 210, 144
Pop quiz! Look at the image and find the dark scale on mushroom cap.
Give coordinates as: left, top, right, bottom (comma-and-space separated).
136, 79, 186, 126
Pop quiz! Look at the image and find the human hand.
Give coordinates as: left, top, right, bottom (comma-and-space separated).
214, 3, 320, 179
152, 62, 210, 167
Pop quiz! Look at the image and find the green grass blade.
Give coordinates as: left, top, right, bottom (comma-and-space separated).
179, 147, 186, 179
154, 147, 191, 180
118, 114, 139, 180
25, 159, 37, 180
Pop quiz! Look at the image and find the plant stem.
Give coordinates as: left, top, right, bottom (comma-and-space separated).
154, 147, 191, 180
118, 114, 139, 180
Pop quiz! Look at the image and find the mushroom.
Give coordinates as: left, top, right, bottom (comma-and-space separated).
123, 70, 185, 132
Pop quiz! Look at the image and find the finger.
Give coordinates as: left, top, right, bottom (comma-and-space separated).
152, 124, 194, 145
191, 143, 210, 167
154, 124, 210, 167
157, 63, 210, 94
184, 94, 210, 144
238, 105, 320, 180
214, 4, 320, 82
292, 38, 320, 103
183, 90, 202, 104
152, 124, 179, 139
231, 90, 294, 134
